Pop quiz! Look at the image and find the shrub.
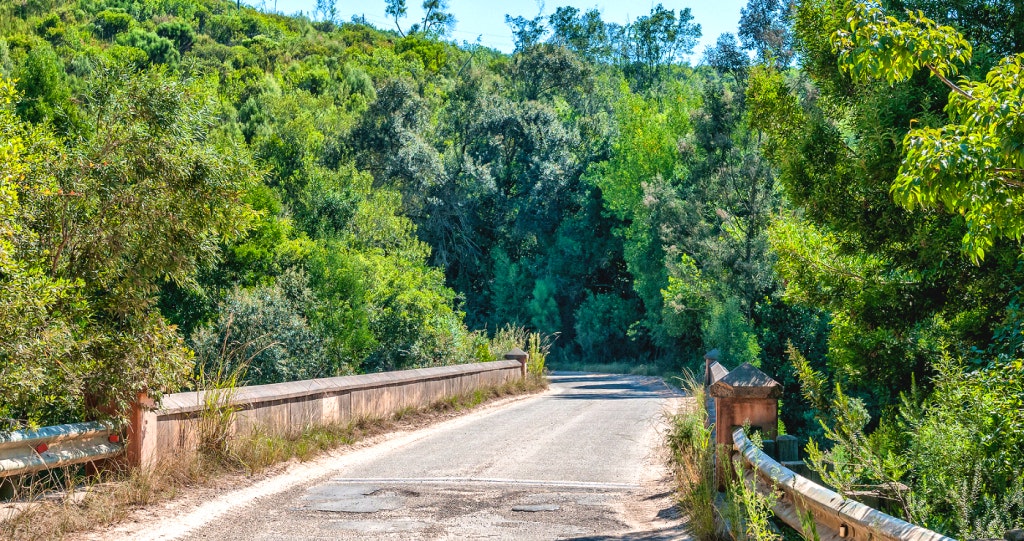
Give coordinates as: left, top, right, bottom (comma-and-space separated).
803, 354, 1024, 537
156, 20, 195, 53
92, 9, 132, 40
116, 28, 179, 66
191, 271, 331, 386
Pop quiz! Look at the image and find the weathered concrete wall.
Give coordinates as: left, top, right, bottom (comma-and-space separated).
713, 396, 778, 446
128, 360, 523, 467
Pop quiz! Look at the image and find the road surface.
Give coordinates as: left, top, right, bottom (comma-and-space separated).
140, 373, 692, 540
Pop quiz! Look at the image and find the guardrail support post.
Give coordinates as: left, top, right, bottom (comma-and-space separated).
127, 391, 157, 469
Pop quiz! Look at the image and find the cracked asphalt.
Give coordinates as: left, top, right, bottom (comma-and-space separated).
172, 373, 694, 540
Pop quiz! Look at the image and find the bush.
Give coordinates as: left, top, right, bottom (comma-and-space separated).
116, 28, 179, 66
191, 271, 331, 386
92, 9, 132, 40
803, 355, 1024, 537
156, 19, 195, 53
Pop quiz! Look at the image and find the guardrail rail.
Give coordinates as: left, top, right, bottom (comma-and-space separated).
0, 421, 123, 479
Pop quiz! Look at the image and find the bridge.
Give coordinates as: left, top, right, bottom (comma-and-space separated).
2, 352, 1010, 540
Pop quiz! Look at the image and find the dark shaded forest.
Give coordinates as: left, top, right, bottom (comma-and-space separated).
0, 0, 1022, 534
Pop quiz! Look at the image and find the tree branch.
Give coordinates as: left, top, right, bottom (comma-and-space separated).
925, 64, 975, 100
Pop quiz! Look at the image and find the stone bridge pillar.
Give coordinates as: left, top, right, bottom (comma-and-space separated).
504, 348, 528, 379
709, 362, 782, 487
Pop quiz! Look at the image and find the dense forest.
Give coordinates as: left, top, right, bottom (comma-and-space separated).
0, 0, 1022, 534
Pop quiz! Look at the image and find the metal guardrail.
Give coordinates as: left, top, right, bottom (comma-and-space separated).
732, 427, 953, 541
0, 421, 124, 478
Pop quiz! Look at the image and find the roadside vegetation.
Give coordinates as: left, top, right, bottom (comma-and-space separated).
665, 374, 785, 541
665, 374, 720, 541
1, 0, 1023, 535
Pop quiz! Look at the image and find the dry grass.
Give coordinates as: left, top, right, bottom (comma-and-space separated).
0, 452, 217, 540
0, 375, 547, 540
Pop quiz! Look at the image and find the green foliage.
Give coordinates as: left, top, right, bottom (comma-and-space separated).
725, 453, 780, 541
701, 297, 763, 367
665, 375, 720, 541
4, 10, 1021, 534
92, 9, 132, 40
0, 77, 83, 426
156, 19, 195, 53
116, 28, 179, 65
834, 2, 1024, 262
624, 4, 702, 90
833, 2, 971, 85
525, 332, 549, 379
527, 277, 561, 335
573, 293, 639, 362
738, 0, 793, 67
192, 271, 329, 386
661, 254, 711, 340
14, 40, 71, 126
804, 357, 1024, 536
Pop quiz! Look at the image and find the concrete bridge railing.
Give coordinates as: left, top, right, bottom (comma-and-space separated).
732, 427, 953, 541
125, 359, 525, 467
0, 358, 526, 484
705, 354, 954, 541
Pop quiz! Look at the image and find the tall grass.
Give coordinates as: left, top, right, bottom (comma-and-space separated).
724, 459, 780, 541
195, 361, 247, 461
526, 332, 548, 381
665, 372, 722, 541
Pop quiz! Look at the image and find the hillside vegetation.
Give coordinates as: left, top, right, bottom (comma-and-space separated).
0, 0, 1022, 534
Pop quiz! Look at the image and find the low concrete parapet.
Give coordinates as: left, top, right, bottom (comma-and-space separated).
129, 360, 524, 467
732, 427, 953, 541
707, 356, 954, 539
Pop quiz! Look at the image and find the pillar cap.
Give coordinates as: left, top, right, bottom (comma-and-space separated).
709, 362, 782, 398
504, 348, 528, 363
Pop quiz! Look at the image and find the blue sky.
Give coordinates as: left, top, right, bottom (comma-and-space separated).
248, 0, 748, 60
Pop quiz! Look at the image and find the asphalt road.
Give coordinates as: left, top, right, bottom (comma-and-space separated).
173, 373, 692, 541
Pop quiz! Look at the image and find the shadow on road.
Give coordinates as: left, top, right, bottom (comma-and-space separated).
547, 374, 626, 384
548, 391, 668, 401
547, 380, 675, 401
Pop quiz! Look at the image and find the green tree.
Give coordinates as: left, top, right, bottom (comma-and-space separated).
26, 68, 256, 416
738, 0, 794, 67
623, 4, 702, 90
833, 1, 1024, 261
0, 77, 83, 426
